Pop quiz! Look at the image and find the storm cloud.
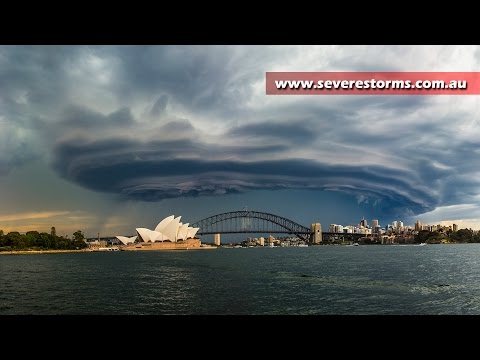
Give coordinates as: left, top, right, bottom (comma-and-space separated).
2, 45, 480, 235
51, 129, 438, 219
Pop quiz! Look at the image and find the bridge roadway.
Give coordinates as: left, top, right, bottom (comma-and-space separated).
191, 210, 369, 242
197, 230, 366, 238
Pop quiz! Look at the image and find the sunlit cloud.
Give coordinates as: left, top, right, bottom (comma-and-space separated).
0, 211, 70, 222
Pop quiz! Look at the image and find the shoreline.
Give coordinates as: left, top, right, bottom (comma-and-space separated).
0, 249, 93, 255
0, 243, 472, 255
0, 246, 218, 255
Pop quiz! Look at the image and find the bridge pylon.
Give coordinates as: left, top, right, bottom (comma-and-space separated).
310, 223, 322, 244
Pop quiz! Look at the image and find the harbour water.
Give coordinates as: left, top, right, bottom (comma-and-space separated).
2, 244, 480, 315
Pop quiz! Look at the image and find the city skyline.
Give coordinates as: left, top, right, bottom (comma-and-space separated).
2, 45, 480, 237
329, 216, 461, 234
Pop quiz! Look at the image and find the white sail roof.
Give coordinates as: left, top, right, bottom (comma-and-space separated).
136, 228, 150, 242
155, 215, 175, 232
116, 236, 137, 245
177, 223, 189, 240
136, 228, 162, 242
153, 231, 168, 242
162, 216, 181, 242
186, 227, 199, 239
134, 215, 198, 243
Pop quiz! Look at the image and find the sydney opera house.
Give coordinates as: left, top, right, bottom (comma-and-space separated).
116, 215, 203, 250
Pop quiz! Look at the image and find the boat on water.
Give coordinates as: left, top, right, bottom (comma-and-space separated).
297, 244, 309, 247
97, 247, 120, 252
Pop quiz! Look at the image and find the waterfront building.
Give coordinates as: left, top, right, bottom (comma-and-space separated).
268, 235, 275, 245
116, 215, 203, 251
329, 224, 344, 233
359, 228, 372, 235
343, 226, 354, 234
360, 218, 368, 228
88, 240, 107, 250
415, 220, 422, 231
134, 215, 199, 243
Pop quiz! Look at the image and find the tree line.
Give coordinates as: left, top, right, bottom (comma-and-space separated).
0, 229, 88, 251
415, 229, 480, 244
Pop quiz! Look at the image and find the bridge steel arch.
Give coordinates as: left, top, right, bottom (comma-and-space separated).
191, 210, 312, 241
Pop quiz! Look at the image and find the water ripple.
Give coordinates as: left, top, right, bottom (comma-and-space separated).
2, 245, 480, 314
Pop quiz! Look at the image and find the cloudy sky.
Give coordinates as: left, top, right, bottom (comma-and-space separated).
1, 45, 480, 237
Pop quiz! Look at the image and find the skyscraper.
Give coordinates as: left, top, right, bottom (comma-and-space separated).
371, 219, 379, 228
453, 224, 458, 232
360, 218, 368, 228
415, 220, 422, 232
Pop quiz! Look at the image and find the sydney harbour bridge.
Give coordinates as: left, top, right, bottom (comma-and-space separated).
191, 210, 364, 244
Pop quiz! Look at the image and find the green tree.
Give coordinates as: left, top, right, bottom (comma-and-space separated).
415, 230, 430, 243
415, 230, 445, 244
4, 232, 21, 247
25, 231, 40, 248
4, 232, 27, 249
0, 230, 5, 248
451, 228, 474, 243
71, 231, 87, 249
73, 230, 85, 242
38, 232, 52, 249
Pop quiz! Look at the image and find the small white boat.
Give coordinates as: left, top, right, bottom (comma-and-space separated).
98, 247, 120, 251
298, 244, 309, 247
